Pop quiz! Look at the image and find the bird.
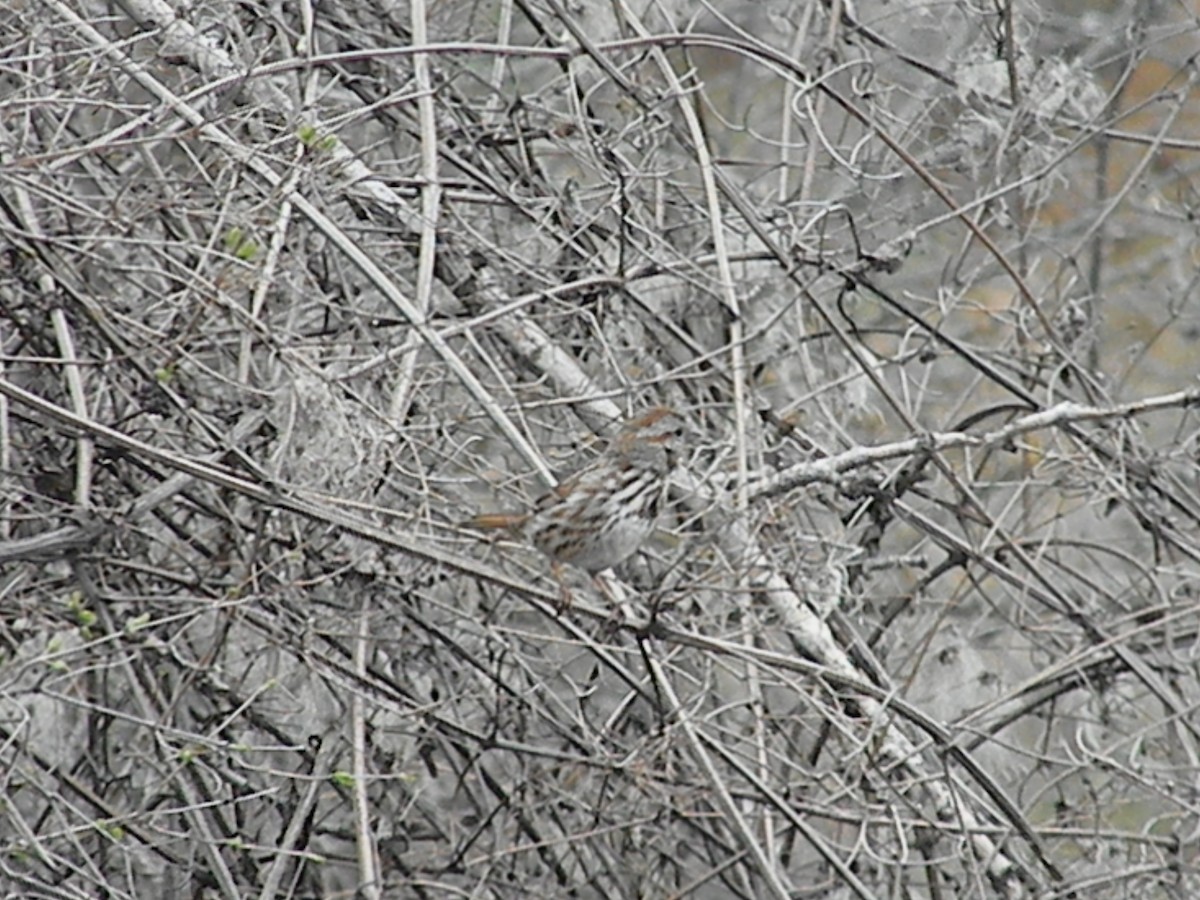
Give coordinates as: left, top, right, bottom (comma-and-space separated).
466, 407, 684, 593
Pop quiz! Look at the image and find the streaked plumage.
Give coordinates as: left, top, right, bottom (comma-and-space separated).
468, 407, 682, 572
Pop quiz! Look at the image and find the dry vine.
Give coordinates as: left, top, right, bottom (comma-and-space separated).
2, 1, 1200, 897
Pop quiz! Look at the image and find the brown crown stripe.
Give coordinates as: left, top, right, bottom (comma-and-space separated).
630, 407, 673, 427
